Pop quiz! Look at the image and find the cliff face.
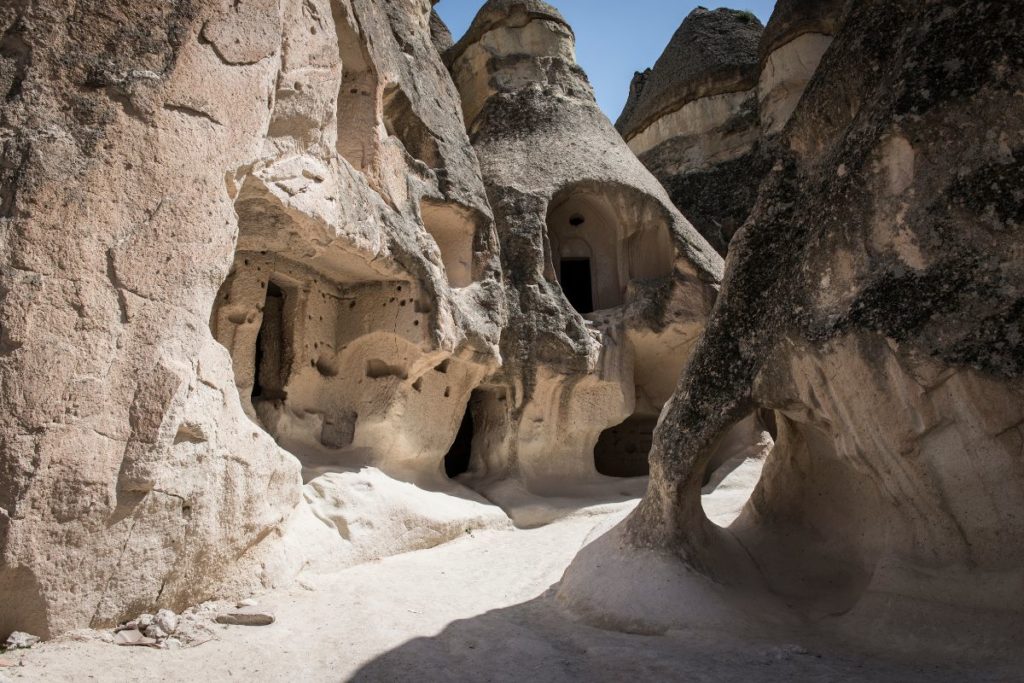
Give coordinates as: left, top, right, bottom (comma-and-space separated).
0, 0, 506, 637
619, 3, 846, 255
561, 0, 1024, 659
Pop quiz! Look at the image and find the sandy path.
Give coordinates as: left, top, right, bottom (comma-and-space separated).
4, 481, 1010, 682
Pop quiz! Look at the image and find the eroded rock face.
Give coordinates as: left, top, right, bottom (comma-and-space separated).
620, 3, 849, 256
617, 9, 765, 254
560, 0, 1024, 659
446, 0, 724, 494
758, 0, 846, 137
0, 0, 503, 638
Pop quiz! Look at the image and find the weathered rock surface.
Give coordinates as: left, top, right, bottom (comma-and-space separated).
619, 3, 848, 255
0, 0, 506, 640
758, 0, 846, 136
561, 0, 1024, 660
617, 8, 766, 255
0, 0, 726, 641
446, 0, 727, 494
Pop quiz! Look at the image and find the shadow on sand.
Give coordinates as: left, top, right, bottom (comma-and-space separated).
348, 588, 995, 683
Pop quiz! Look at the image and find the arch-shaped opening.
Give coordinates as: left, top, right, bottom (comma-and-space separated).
700, 411, 776, 528
212, 179, 437, 469
546, 183, 674, 314
594, 415, 657, 477
710, 411, 881, 618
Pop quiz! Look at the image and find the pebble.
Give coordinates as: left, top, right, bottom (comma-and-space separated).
4, 632, 40, 650
154, 609, 179, 635
113, 629, 156, 647
236, 599, 258, 608
143, 625, 168, 640
215, 609, 275, 626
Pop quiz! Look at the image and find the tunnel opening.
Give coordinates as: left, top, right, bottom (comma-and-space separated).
700, 411, 776, 527
559, 258, 594, 315
444, 399, 476, 478
252, 281, 291, 403
594, 416, 657, 477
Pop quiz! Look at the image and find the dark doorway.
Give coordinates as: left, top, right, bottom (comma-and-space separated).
444, 404, 475, 478
559, 258, 594, 314
252, 281, 290, 401
594, 416, 657, 477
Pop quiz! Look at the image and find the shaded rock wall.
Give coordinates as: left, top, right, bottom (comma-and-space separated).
561, 0, 1024, 660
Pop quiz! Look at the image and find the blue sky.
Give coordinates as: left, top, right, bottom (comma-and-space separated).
436, 1, 777, 121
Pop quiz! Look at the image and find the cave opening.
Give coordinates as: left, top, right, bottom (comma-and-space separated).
594, 416, 657, 477
252, 281, 290, 402
444, 399, 476, 478
559, 258, 594, 315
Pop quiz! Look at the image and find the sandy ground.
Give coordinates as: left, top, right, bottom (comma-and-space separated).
2, 463, 1014, 682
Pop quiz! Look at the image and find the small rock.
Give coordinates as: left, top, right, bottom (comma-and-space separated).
143, 625, 168, 640
163, 638, 183, 650
154, 609, 178, 634
215, 609, 275, 626
113, 629, 156, 647
136, 613, 155, 629
236, 599, 258, 608
4, 632, 40, 649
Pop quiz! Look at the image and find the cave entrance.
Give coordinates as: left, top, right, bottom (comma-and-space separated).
252, 281, 291, 402
559, 258, 594, 315
594, 416, 657, 477
444, 399, 476, 478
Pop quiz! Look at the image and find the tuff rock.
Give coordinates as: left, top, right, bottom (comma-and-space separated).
560, 0, 1024, 661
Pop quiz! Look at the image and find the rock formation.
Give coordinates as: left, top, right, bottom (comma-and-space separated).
0, 0, 512, 638
445, 0, 725, 495
758, 0, 845, 136
1, 0, 1021, 668
561, 0, 1024, 660
0, 0, 727, 639
618, 3, 847, 255
617, 8, 765, 255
